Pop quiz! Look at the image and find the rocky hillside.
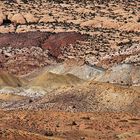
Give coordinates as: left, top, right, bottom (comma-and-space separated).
0, 0, 140, 140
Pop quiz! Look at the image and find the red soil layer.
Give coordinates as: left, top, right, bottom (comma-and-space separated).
0, 31, 51, 48
42, 32, 87, 57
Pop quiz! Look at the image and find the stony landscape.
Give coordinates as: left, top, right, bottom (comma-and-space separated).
0, 0, 140, 140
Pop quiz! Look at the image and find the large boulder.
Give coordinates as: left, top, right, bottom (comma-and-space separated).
11, 13, 26, 24
24, 13, 38, 23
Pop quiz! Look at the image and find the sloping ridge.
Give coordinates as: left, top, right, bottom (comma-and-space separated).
26, 63, 105, 81
25, 63, 140, 86
29, 72, 84, 90
0, 71, 23, 87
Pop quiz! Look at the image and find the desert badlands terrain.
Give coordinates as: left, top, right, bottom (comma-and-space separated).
0, 0, 140, 140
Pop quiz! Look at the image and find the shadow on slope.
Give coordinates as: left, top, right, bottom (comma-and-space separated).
0, 71, 24, 87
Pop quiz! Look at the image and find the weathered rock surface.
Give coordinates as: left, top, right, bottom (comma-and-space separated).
38, 62, 104, 80
24, 13, 38, 23
0, 0, 140, 140
39, 15, 55, 23
0, 13, 6, 25
96, 64, 140, 86
0, 0, 139, 33
1, 76, 139, 114
0, 31, 140, 75
11, 13, 26, 24
29, 72, 84, 92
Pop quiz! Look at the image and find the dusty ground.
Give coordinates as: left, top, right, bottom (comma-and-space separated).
0, 110, 140, 140
0, 0, 140, 140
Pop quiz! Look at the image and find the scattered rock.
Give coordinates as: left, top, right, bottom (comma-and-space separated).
0, 1, 140, 140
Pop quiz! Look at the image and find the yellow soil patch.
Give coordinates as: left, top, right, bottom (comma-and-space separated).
0, 93, 26, 101
30, 72, 84, 89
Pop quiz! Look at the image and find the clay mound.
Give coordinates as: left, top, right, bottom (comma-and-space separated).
29, 72, 84, 91
0, 71, 23, 87
96, 64, 140, 86
42, 32, 87, 57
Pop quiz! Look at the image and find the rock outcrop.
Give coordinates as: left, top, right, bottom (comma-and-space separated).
95, 64, 140, 86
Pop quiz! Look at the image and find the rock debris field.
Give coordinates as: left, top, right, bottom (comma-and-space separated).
0, 0, 140, 140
